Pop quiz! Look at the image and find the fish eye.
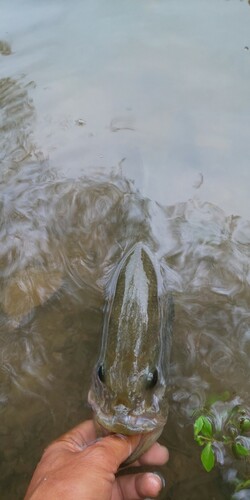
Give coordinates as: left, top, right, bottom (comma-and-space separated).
146, 369, 158, 389
97, 364, 105, 383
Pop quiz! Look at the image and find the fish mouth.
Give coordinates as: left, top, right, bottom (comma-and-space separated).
88, 391, 166, 435
95, 409, 164, 434
88, 390, 167, 464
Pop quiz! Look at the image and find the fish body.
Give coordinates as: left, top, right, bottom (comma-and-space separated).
88, 243, 173, 463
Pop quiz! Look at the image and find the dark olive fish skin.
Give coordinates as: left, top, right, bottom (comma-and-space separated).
88, 243, 173, 463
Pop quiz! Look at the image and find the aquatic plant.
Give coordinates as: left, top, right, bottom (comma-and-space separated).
193, 397, 250, 496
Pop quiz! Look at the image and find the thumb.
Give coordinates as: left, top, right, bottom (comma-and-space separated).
57, 420, 142, 470
85, 433, 141, 472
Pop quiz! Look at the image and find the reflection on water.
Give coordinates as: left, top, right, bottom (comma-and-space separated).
0, 75, 250, 499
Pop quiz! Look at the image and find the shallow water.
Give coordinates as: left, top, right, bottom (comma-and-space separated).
1, 1, 250, 499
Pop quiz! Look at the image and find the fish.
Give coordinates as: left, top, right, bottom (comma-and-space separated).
88, 243, 173, 464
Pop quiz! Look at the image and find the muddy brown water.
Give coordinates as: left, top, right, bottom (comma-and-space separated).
1, 1, 250, 498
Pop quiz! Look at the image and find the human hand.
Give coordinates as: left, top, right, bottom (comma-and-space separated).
24, 419, 168, 500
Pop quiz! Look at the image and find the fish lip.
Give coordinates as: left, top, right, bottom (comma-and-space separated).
96, 413, 163, 434
88, 391, 166, 434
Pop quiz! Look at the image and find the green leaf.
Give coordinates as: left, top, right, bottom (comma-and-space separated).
235, 479, 250, 492
201, 442, 215, 472
201, 416, 213, 438
195, 436, 205, 446
194, 416, 213, 439
233, 443, 250, 457
194, 416, 204, 437
241, 418, 250, 433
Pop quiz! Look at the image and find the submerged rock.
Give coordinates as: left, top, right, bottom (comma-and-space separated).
2, 267, 63, 322
0, 40, 12, 56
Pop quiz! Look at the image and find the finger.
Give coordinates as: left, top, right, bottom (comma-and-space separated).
114, 472, 163, 500
56, 420, 97, 451
134, 442, 169, 466
87, 433, 142, 472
